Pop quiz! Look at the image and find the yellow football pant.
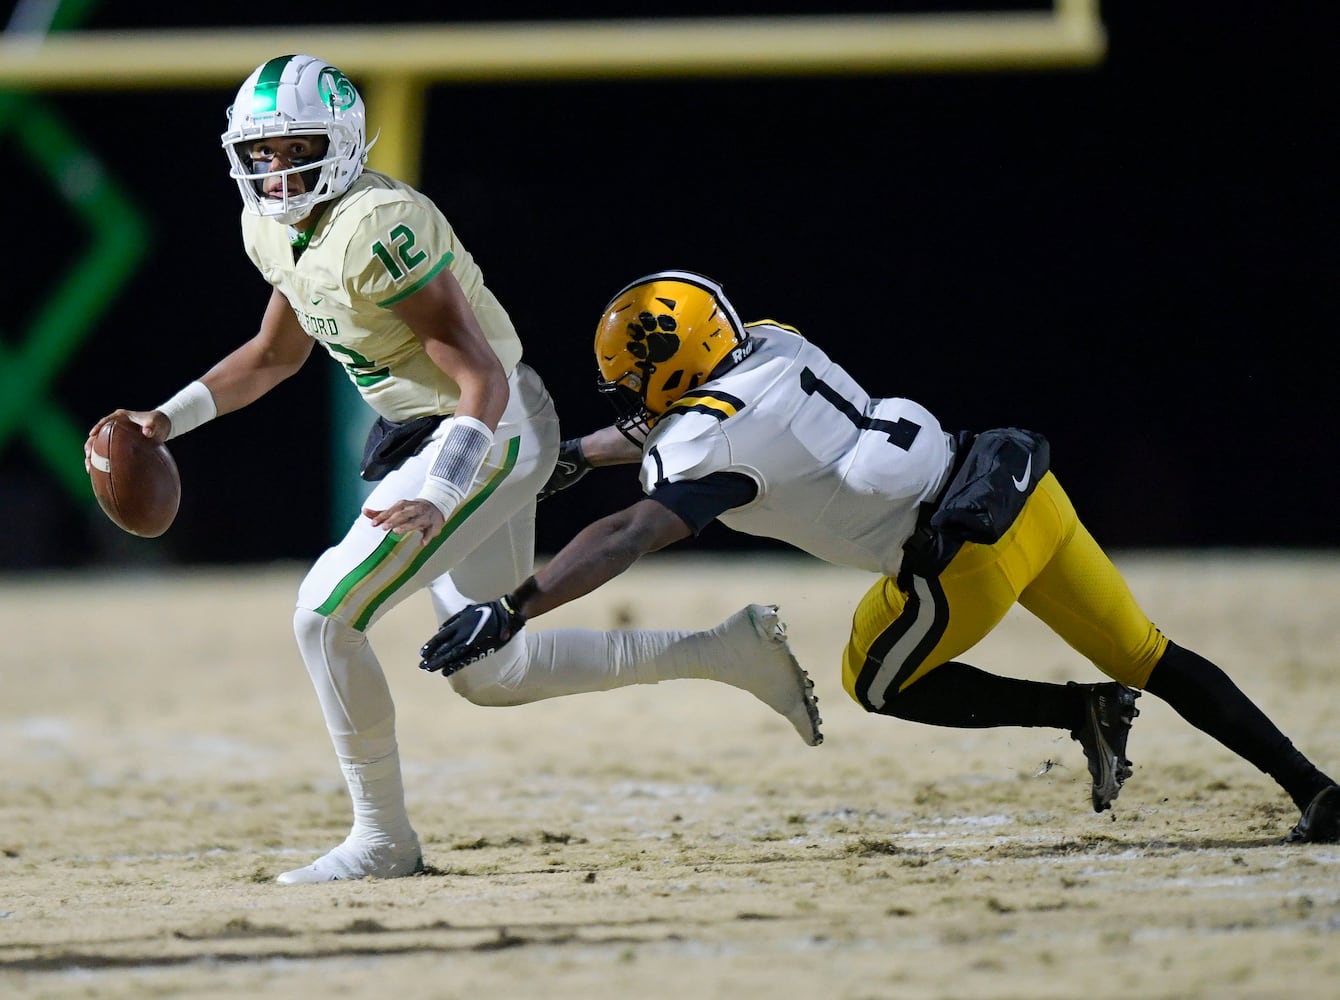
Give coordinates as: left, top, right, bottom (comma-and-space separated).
843, 472, 1168, 712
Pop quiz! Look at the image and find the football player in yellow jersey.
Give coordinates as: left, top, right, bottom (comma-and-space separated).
422, 270, 1339, 845
85, 59, 820, 884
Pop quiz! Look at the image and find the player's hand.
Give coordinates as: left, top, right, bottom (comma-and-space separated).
538, 437, 590, 500
364, 498, 446, 543
419, 596, 526, 677
84, 409, 169, 473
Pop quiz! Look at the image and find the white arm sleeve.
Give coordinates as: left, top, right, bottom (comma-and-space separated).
416, 415, 493, 519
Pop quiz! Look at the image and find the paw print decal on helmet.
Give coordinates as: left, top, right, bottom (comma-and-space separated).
595, 270, 750, 434
624, 308, 680, 364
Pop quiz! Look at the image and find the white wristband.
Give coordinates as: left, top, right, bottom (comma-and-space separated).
156, 381, 217, 440
416, 477, 467, 521
416, 415, 493, 520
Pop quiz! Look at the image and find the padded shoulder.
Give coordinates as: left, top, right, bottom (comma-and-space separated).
639, 412, 731, 491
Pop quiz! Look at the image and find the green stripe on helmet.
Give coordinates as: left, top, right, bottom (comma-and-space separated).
251, 54, 297, 117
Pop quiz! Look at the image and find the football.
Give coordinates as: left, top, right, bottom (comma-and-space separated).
89, 416, 182, 538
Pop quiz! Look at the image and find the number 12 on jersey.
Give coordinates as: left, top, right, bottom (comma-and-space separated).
371, 224, 427, 279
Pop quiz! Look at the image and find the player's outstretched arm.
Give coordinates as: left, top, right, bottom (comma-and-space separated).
84, 290, 314, 471
579, 425, 644, 467
420, 498, 691, 676
525, 497, 690, 616
539, 425, 644, 500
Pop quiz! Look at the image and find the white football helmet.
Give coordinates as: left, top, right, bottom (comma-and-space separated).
221, 54, 373, 225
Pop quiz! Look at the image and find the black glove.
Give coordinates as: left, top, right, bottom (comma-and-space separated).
538, 437, 591, 500
419, 595, 526, 677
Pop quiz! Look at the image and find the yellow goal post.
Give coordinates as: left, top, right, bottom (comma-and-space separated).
1, 2, 1104, 183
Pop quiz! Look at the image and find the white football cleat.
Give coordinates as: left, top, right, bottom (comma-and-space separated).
276, 833, 424, 885
712, 604, 823, 747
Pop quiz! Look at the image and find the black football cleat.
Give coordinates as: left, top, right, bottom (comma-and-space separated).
1069, 681, 1141, 813
1285, 785, 1340, 844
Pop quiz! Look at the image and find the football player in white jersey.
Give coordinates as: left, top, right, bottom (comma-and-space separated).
84, 60, 821, 884
422, 269, 1339, 844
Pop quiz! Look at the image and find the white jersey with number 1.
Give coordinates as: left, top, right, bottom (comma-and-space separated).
639, 324, 956, 577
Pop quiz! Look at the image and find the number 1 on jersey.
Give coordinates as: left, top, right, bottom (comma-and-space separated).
800, 367, 921, 451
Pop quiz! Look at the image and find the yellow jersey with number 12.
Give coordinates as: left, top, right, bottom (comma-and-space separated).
240, 169, 523, 423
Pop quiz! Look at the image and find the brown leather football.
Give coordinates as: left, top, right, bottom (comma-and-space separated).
89, 416, 181, 538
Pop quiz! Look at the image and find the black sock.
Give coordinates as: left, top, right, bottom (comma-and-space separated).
880, 660, 1085, 730
1143, 641, 1333, 811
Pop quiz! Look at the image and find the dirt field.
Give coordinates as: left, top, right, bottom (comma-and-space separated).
2, 551, 1338, 999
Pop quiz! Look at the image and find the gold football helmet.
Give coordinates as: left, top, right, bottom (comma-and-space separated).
594, 270, 753, 438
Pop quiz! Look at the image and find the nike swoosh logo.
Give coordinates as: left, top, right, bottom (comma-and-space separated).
463, 606, 492, 645
1013, 455, 1032, 492
310, 296, 323, 305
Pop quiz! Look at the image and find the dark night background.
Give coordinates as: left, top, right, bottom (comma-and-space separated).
2, 2, 1335, 569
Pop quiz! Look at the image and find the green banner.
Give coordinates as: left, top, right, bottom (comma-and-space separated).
0, 90, 149, 500
1, 0, 149, 505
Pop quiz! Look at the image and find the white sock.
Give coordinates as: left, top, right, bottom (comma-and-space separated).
293, 608, 416, 843
342, 750, 417, 850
